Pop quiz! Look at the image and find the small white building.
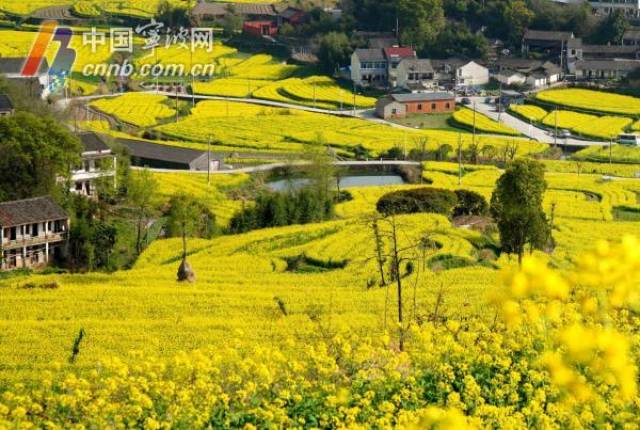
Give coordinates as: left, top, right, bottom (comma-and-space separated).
456, 61, 490, 86
0, 58, 50, 99
495, 70, 527, 86
70, 133, 117, 198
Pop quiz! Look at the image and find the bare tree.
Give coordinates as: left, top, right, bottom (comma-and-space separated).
366, 215, 423, 351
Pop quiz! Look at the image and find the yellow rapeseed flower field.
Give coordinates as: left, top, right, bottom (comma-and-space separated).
536, 88, 640, 116
0, 160, 639, 427
91, 93, 176, 127
452, 107, 520, 136
154, 100, 545, 155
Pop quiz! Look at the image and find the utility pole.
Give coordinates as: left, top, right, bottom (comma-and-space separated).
472, 101, 477, 147
497, 83, 503, 122
190, 48, 195, 107
155, 48, 159, 94
207, 136, 211, 186
554, 106, 558, 148
353, 81, 357, 117
175, 83, 179, 123
458, 133, 463, 187
609, 138, 613, 165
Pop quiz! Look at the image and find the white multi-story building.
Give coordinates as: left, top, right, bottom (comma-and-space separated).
70, 133, 117, 198
551, 0, 640, 16
0, 197, 69, 271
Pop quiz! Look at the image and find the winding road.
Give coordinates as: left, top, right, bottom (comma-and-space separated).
58, 90, 610, 153
465, 96, 609, 148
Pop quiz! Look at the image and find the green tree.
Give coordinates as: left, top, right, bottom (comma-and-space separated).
65, 195, 117, 272
317, 32, 352, 73
127, 169, 158, 255
398, 0, 445, 51
166, 194, 216, 244
156, 0, 191, 27
490, 159, 551, 265
0, 112, 81, 201
222, 5, 242, 37
591, 10, 627, 45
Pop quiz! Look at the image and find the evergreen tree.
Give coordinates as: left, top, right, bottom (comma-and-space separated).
490, 159, 551, 265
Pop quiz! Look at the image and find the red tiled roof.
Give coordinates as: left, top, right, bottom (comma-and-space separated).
384, 47, 415, 59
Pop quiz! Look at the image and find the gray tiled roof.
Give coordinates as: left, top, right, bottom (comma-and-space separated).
576, 59, 640, 71
79, 132, 110, 153
390, 92, 455, 103
523, 29, 574, 42
354, 48, 386, 62
192, 2, 278, 16
118, 138, 206, 165
0, 196, 68, 227
399, 58, 434, 73
0, 57, 49, 75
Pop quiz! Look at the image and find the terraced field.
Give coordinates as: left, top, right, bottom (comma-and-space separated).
509, 104, 548, 122
154, 100, 546, 155
0, 165, 637, 386
90, 93, 176, 127
536, 88, 640, 116
452, 107, 520, 136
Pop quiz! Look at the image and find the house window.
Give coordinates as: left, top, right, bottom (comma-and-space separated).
445, 103, 450, 109
431, 103, 436, 110
417, 104, 423, 111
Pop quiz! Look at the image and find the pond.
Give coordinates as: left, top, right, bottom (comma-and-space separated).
267, 175, 407, 192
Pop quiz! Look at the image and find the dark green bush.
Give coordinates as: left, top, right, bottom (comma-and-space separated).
453, 189, 489, 217
230, 187, 335, 233
376, 188, 458, 216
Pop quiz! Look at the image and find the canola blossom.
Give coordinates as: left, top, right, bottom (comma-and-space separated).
0, 239, 639, 428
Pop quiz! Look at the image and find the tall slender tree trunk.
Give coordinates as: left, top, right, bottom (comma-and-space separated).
391, 218, 404, 351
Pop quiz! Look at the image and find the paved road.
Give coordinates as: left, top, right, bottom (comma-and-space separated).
466, 97, 608, 147
58, 91, 609, 148
57, 91, 371, 117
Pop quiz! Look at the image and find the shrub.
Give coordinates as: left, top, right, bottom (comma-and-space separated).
453, 189, 489, 217
376, 188, 458, 216
230, 187, 335, 233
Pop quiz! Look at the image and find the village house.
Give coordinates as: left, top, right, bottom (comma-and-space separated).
567, 38, 640, 62
395, 58, 436, 90
493, 58, 562, 88
375, 92, 455, 119
119, 139, 221, 171
0, 196, 69, 271
431, 59, 489, 87
623, 28, 640, 46
0, 57, 50, 98
351, 48, 389, 87
70, 133, 117, 198
494, 69, 527, 86
522, 29, 575, 57
572, 59, 640, 80
278, 7, 308, 26
243, 20, 278, 37
0, 94, 14, 116
586, 0, 640, 17
384, 47, 416, 86
192, 2, 281, 22
242, 6, 308, 37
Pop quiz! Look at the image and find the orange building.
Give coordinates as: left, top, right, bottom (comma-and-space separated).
376, 92, 456, 119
